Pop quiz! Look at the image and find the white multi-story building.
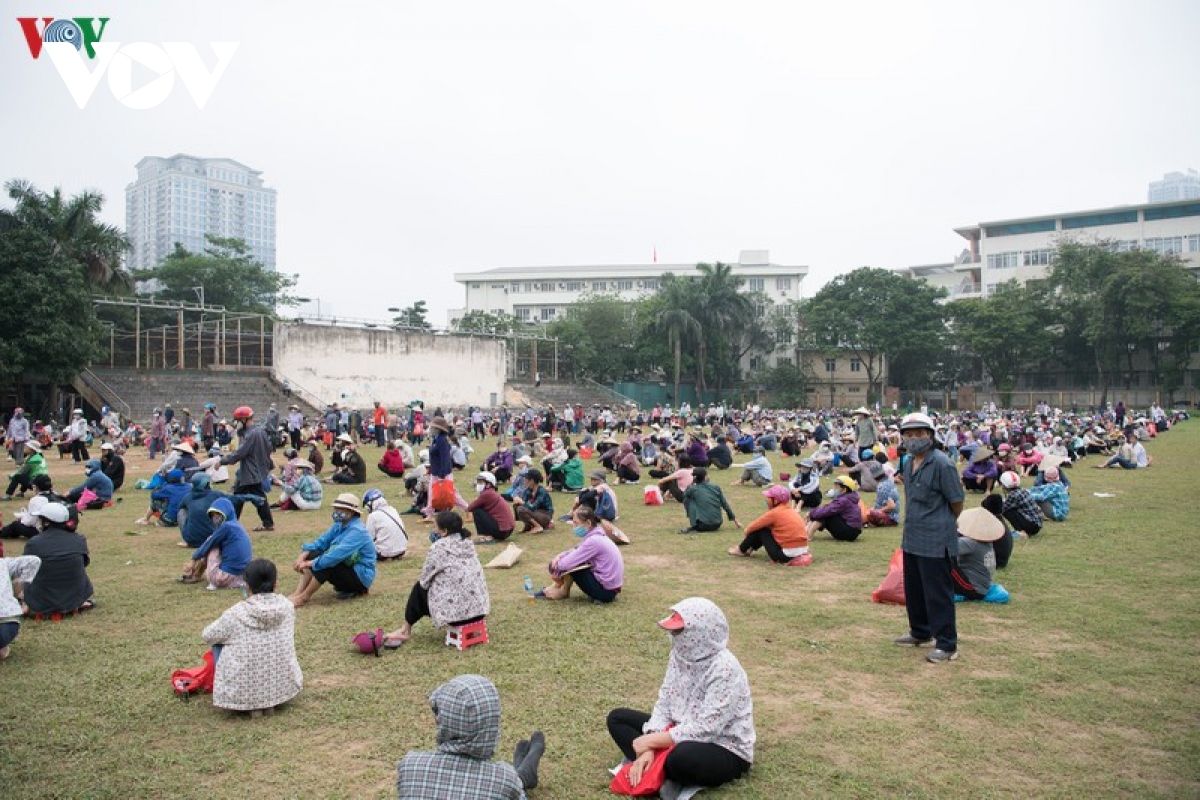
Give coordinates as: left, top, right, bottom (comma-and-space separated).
126, 154, 277, 273
450, 250, 806, 325
944, 198, 1200, 299
1149, 169, 1200, 203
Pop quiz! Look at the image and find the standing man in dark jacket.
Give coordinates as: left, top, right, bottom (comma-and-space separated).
893, 412, 964, 664
220, 406, 276, 531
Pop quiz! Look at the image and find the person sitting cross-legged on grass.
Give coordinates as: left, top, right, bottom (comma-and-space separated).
680, 468, 741, 534
201, 558, 302, 715
537, 506, 624, 603
397, 674, 545, 799
806, 475, 864, 542
288, 494, 377, 607
728, 485, 811, 566
951, 508, 1002, 601
606, 598, 754, 792
383, 510, 489, 647
21, 502, 96, 617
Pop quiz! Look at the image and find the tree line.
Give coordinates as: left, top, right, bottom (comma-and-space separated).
4, 179, 1198, 407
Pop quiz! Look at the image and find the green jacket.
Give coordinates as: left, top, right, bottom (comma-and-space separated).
683, 481, 737, 528
10, 452, 47, 482
559, 457, 585, 491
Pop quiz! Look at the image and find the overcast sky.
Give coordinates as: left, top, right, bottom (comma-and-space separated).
3, 0, 1197, 323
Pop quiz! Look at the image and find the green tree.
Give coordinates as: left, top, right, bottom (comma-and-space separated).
949, 281, 1050, 404
141, 236, 298, 314
0, 179, 130, 289
0, 227, 100, 384
546, 293, 643, 382
654, 275, 702, 404
1046, 241, 1200, 405
803, 267, 948, 403
692, 262, 753, 391
453, 310, 515, 336
392, 300, 431, 330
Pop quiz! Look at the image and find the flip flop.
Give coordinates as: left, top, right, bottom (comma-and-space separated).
533, 589, 549, 599
252, 526, 274, 532
382, 636, 408, 649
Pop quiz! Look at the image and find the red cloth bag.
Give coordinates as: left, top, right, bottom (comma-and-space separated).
609, 745, 675, 796
871, 548, 906, 605
430, 477, 456, 511
171, 650, 215, 697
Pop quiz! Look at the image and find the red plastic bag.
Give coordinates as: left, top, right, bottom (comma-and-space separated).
430, 477, 456, 511
643, 485, 663, 506
609, 745, 675, 796
172, 650, 215, 698
871, 548, 906, 605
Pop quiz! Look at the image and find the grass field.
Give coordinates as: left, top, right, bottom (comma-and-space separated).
2, 426, 1198, 799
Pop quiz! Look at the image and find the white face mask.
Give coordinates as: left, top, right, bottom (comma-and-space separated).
474, 483, 486, 493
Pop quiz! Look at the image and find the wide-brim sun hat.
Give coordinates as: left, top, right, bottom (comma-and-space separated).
958, 507, 1006, 542
852, 406, 872, 416
25, 441, 42, 453
657, 611, 685, 631
970, 448, 993, 464
762, 484, 791, 504
833, 476, 858, 492
332, 493, 362, 514
172, 442, 195, 454
429, 416, 451, 433
899, 412, 935, 431
337, 433, 354, 444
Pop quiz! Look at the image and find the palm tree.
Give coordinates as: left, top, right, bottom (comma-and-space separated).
655, 275, 701, 405
1, 179, 130, 288
694, 262, 752, 391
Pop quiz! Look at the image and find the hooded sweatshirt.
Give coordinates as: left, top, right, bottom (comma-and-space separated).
201, 590, 302, 711
181, 474, 223, 547
192, 497, 252, 576
645, 598, 756, 764
397, 674, 523, 800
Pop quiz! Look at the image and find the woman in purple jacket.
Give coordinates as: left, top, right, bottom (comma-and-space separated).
536, 507, 624, 603
805, 475, 863, 542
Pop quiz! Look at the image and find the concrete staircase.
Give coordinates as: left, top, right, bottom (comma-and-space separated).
77, 367, 321, 425
506, 380, 636, 410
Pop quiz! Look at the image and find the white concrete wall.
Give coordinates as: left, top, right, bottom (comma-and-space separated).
274, 323, 507, 409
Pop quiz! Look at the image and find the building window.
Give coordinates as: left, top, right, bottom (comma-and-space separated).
777, 356, 792, 366
615, 280, 633, 291
510, 282, 520, 293
563, 280, 583, 291
1144, 202, 1200, 222
491, 283, 505, 289
986, 252, 1020, 269
985, 219, 1057, 237
749, 356, 763, 370
848, 386, 861, 393
850, 359, 861, 373
777, 329, 793, 345
1145, 236, 1184, 254
1023, 249, 1055, 267
592, 280, 606, 292
515, 307, 530, 321
1061, 210, 1138, 229
643, 278, 658, 290
1187, 234, 1200, 253
748, 278, 765, 292
825, 358, 836, 373
471, 283, 480, 289
540, 307, 557, 321
775, 277, 792, 291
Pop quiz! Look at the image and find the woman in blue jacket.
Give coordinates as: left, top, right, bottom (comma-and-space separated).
287, 493, 376, 606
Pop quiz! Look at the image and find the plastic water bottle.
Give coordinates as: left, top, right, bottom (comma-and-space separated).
523, 575, 534, 597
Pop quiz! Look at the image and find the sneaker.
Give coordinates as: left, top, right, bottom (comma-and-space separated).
926, 648, 958, 664
205, 584, 218, 591
785, 553, 813, 567
893, 634, 935, 647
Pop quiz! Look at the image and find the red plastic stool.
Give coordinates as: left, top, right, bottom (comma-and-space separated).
445, 619, 489, 650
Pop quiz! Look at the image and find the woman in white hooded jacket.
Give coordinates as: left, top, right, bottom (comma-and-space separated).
606, 597, 755, 790
202, 558, 302, 713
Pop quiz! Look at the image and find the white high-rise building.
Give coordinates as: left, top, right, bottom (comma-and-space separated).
1149, 169, 1200, 203
125, 154, 277, 273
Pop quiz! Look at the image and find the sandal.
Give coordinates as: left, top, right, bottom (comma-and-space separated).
176, 574, 201, 584
252, 526, 274, 532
